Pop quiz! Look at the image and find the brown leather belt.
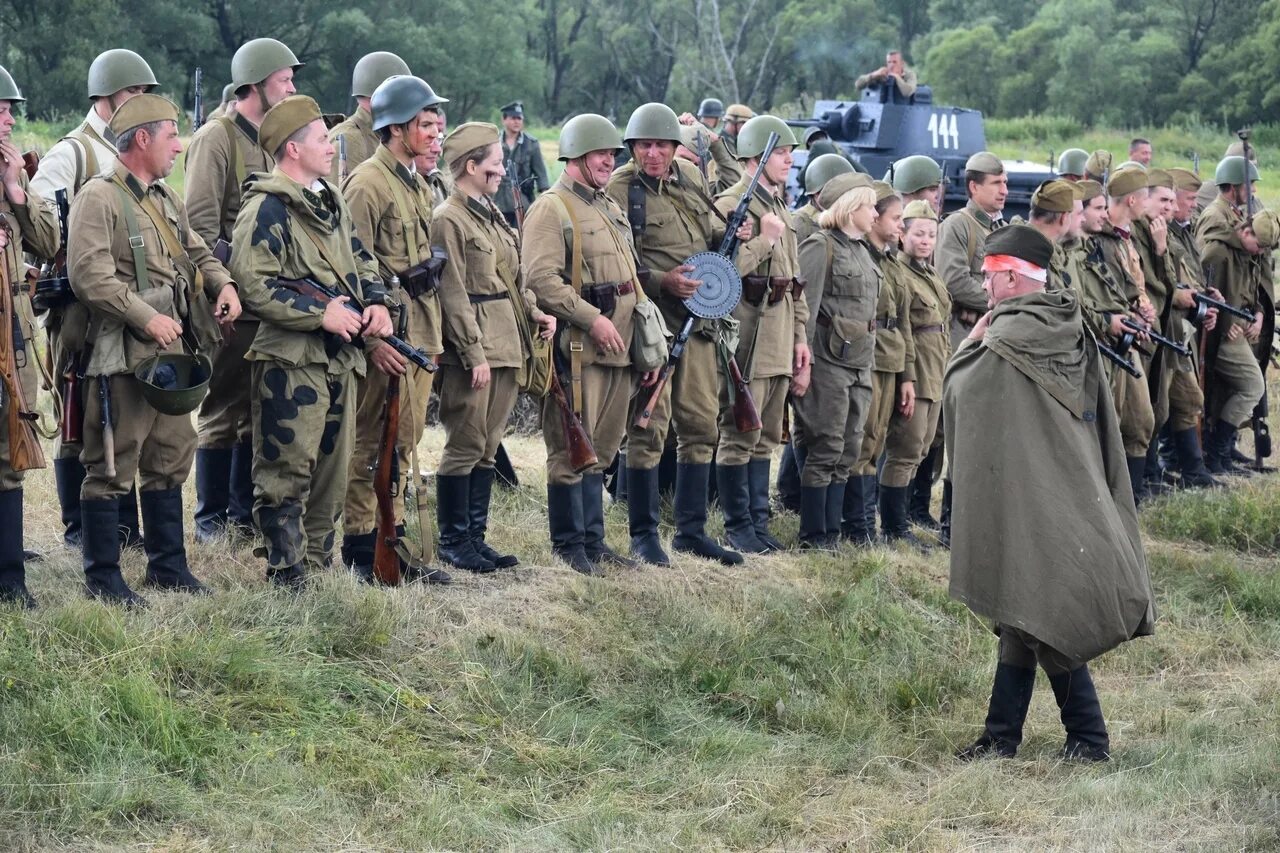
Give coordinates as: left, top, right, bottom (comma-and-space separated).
914, 323, 945, 334
582, 281, 634, 296
876, 316, 899, 330
468, 292, 509, 304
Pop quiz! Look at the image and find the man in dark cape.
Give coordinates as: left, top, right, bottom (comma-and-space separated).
943, 225, 1156, 762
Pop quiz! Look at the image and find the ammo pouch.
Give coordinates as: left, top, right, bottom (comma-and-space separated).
581, 280, 633, 316
400, 246, 447, 299
630, 288, 673, 372
211, 238, 232, 265
742, 275, 769, 306
744, 275, 804, 306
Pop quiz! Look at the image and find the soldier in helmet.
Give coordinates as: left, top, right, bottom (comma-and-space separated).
1197, 140, 1261, 214
338, 75, 451, 580
31, 49, 157, 551
68, 94, 241, 606
1195, 155, 1268, 474
605, 102, 751, 567
1057, 148, 1089, 181
0, 66, 60, 606
521, 114, 659, 574
890, 154, 944, 214
495, 101, 548, 228
714, 115, 811, 553
230, 96, 394, 590
186, 39, 301, 544
794, 153, 858, 243
206, 83, 239, 122
712, 103, 753, 194
696, 98, 724, 130
327, 52, 410, 182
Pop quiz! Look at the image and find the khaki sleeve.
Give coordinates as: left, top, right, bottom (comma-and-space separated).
937, 215, 988, 313
172, 189, 234, 298
896, 68, 918, 99
897, 272, 916, 382
10, 172, 60, 260
521, 196, 601, 330
341, 172, 394, 282
67, 187, 156, 331
29, 138, 80, 202
230, 195, 325, 332
433, 215, 486, 369
182, 124, 231, 246
854, 72, 874, 91
797, 233, 829, 343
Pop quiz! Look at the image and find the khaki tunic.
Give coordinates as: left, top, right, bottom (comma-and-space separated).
434, 191, 542, 475
854, 66, 919, 99
715, 177, 810, 464
936, 201, 1000, 348
711, 133, 742, 195
67, 164, 232, 498
0, 172, 59, 489
792, 204, 819, 245
855, 245, 914, 476
327, 106, 378, 183
522, 173, 641, 483
605, 158, 725, 467
795, 228, 879, 485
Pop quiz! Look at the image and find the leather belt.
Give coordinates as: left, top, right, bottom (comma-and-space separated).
876, 316, 899, 330
468, 292, 509, 304
914, 323, 945, 334
581, 281, 634, 296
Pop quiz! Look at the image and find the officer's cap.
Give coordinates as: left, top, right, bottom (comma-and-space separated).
443, 121, 500, 168
817, 172, 874, 209
260, 95, 324, 156
109, 93, 179, 136
901, 199, 937, 222
983, 224, 1054, 271
1031, 179, 1084, 213
501, 101, 524, 118
964, 151, 1003, 175
1106, 167, 1148, 198
1166, 167, 1202, 192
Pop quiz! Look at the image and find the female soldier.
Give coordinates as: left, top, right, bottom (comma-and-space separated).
880, 200, 950, 542
845, 182, 915, 545
793, 176, 881, 548
433, 122, 555, 571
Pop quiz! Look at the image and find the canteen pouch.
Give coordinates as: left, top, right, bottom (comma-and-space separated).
630, 293, 673, 372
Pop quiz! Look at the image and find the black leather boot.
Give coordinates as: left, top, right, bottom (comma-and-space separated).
82, 497, 146, 607
0, 488, 35, 608
626, 467, 670, 565
909, 446, 941, 530
1209, 420, 1250, 476
1049, 665, 1111, 761
939, 479, 953, 549
118, 484, 143, 549
776, 441, 804, 514
228, 439, 257, 531
956, 663, 1037, 760
267, 563, 308, 592
841, 476, 874, 545
1126, 456, 1148, 505
140, 487, 210, 594
716, 463, 768, 553
671, 463, 742, 565
469, 467, 517, 568
826, 480, 846, 544
436, 474, 496, 573
193, 447, 233, 542
583, 473, 638, 568
1143, 442, 1172, 497
880, 484, 931, 550
54, 456, 85, 547
343, 530, 376, 584
548, 482, 598, 575
1173, 427, 1221, 489
798, 484, 831, 549
747, 458, 783, 551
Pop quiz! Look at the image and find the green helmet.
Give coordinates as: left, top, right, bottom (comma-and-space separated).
890, 154, 943, 193
351, 51, 411, 98
803, 153, 854, 195
231, 38, 303, 91
221, 83, 237, 103
1215, 155, 1261, 186
134, 353, 212, 416
86, 49, 157, 99
558, 114, 622, 160
735, 115, 797, 160
370, 75, 447, 130
1057, 148, 1089, 176
624, 103, 682, 144
697, 98, 724, 119
0, 65, 24, 103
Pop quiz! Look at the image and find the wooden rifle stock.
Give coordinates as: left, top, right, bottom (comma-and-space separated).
60, 361, 83, 444
0, 252, 45, 472
549, 334, 598, 472
372, 373, 403, 585
634, 315, 694, 429
727, 357, 762, 432
21, 150, 39, 181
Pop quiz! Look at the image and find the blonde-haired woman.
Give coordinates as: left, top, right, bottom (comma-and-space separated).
432, 122, 555, 572
793, 176, 882, 548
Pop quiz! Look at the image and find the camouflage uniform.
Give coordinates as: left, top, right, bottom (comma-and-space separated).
230, 167, 386, 581
183, 110, 274, 537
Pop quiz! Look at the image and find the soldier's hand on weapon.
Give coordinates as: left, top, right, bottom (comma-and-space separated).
1149, 216, 1168, 255
640, 368, 660, 387
1172, 285, 1196, 309
361, 303, 393, 339
1202, 305, 1218, 331
898, 380, 916, 419
734, 219, 753, 242
369, 340, 408, 376
760, 213, 786, 246
1227, 322, 1244, 342
322, 295, 364, 341
589, 315, 624, 355
535, 312, 556, 340
144, 314, 184, 347
1125, 313, 1151, 343
661, 264, 703, 299
1107, 313, 1129, 338
215, 284, 242, 324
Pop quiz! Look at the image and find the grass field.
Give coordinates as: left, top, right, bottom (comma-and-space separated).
5, 116, 1280, 849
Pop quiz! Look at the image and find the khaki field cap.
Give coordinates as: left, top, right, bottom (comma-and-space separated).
1166, 167, 1202, 191
1146, 169, 1175, 190
1076, 179, 1105, 201
1031, 179, 1084, 213
724, 103, 754, 123
260, 95, 323, 155
443, 121, 499, 168
1251, 210, 1280, 247
108, 93, 179, 136
964, 151, 1003, 174
818, 172, 874, 209
1085, 149, 1113, 178
901, 199, 938, 221
1106, 167, 1148, 198
872, 180, 897, 202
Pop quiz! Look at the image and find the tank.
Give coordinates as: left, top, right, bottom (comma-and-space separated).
786, 85, 1051, 215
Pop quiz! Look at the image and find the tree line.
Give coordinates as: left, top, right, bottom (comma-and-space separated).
1, 0, 1275, 129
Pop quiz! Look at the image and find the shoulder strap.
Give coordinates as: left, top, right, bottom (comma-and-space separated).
546, 189, 586, 414
111, 179, 155, 292
626, 173, 646, 249
60, 124, 102, 192
370, 156, 423, 266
